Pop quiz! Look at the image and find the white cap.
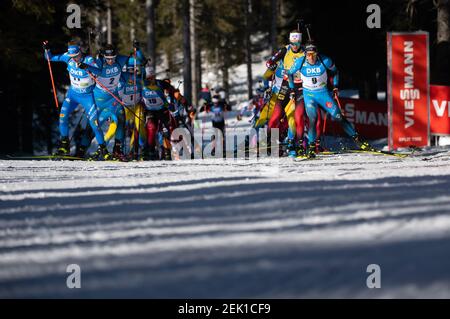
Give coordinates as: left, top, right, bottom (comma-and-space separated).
289, 32, 302, 44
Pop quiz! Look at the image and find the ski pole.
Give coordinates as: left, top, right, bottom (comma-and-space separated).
322, 111, 328, 135
133, 47, 140, 159
334, 92, 345, 116
43, 41, 59, 109
305, 24, 312, 41
296, 19, 304, 32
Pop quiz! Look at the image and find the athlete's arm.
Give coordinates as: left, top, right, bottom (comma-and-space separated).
266, 47, 287, 70
285, 57, 305, 89
83, 61, 102, 76
135, 49, 147, 65
323, 55, 339, 88
286, 56, 304, 76
116, 55, 129, 69
46, 51, 70, 64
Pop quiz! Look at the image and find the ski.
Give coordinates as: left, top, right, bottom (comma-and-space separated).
317, 150, 342, 156
4, 155, 128, 162
5, 155, 85, 161
294, 155, 322, 161
345, 149, 409, 158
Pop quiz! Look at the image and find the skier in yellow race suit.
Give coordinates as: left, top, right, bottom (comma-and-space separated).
254, 64, 297, 140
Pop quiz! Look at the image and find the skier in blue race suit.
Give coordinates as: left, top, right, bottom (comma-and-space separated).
286, 41, 371, 157
43, 40, 110, 160
81, 41, 146, 158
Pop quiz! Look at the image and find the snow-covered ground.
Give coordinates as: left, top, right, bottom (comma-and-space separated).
1, 144, 450, 298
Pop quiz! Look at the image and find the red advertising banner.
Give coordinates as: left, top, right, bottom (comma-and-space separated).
430, 85, 450, 135
324, 98, 388, 140
387, 32, 430, 150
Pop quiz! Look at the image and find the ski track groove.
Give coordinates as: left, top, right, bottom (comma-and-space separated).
0, 152, 450, 298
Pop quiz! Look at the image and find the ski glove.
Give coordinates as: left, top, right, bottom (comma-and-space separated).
77, 62, 88, 70
289, 91, 295, 100
266, 60, 277, 71
333, 88, 339, 97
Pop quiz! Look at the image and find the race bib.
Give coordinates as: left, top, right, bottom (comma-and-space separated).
69, 74, 93, 90
97, 74, 121, 91
301, 72, 328, 91
143, 93, 164, 110
121, 91, 141, 106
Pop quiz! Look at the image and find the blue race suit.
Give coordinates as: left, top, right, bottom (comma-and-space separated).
287, 54, 356, 143
45, 51, 105, 145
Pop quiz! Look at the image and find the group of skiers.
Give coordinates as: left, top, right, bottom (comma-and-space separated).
44, 27, 372, 161
248, 29, 372, 158
43, 39, 192, 161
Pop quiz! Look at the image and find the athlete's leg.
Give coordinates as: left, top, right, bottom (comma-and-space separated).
78, 91, 110, 151
255, 93, 277, 128
292, 84, 305, 144
285, 99, 296, 138
268, 80, 291, 130
316, 108, 323, 140
317, 91, 356, 138
98, 106, 119, 142
315, 108, 324, 152
73, 92, 105, 146
304, 93, 319, 143
136, 103, 147, 147
59, 90, 78, 138
114, 104, 126, 142
145, 110, 160, 149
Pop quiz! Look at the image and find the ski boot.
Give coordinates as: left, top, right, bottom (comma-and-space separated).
54, 137, 70, 156
307, 142, 316, 159
75, 145, 87, 158
287, 139, 297, 158
315, 138, 325, 154
296, 139, 306, 157
353, 135, 375, 151
90, 144, 112, 161
163, 148, 172, 161
112, 140, 127, 161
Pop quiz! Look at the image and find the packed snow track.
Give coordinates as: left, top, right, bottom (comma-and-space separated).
1, 151, 450, 298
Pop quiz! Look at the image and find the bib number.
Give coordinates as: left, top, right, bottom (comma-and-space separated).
70, 75, 93, 89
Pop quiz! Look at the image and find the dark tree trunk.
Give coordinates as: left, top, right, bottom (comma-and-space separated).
146, 0, 157, 70
195, 48, 202, 104
270, 0, 278, 50
190, 0, 198, 106
221, 48, 229, 100
182, 0, 192, 103
245, 0, 253, 100
435, 0, 450, 85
